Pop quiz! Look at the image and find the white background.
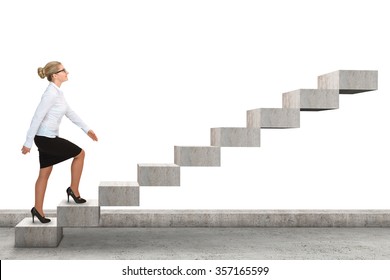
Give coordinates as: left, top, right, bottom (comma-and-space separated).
2, 260, 390, 280
0, 0, 389, 210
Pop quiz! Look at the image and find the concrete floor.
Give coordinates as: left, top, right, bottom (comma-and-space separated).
2, 227, 390, 260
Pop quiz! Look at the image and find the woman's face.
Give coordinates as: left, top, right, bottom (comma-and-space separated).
52, 64, 69, 83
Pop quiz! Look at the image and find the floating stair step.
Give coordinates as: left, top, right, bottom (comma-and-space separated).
318, 70, 378, 94
15, 218, 63, 247
57, 199, 100, 227
282, 89, 339, 111
211, 127, 260, 147
137, 164, 180, 186
247, 108, 300, 128
174, 146, 221, 166
99, 181, 140, 206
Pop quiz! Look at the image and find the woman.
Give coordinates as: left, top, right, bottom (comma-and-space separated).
21, 61, 98, 223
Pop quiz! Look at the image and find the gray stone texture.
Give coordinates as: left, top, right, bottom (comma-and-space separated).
137, 164, 180, 186
2, 209, 390, 228
57, 199, 100, 227
99, 209, 390, 227
211, 127, 261, 147
283, 89, 339, 110
3, 227, 390, 260
99, 181, 140, 206
15, 218, 63, 248
318, 70, 378, 94
174, 146, 221, 166
247, 108, 300, 128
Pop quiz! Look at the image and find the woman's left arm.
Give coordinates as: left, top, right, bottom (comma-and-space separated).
87, 130, 98, 141
66, 107, 98, 141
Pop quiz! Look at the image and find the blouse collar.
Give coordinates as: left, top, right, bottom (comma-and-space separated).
50, 82, 63, 93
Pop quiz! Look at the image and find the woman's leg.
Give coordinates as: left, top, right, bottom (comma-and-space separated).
70, 149, 85, 197
35, 166, 53, 216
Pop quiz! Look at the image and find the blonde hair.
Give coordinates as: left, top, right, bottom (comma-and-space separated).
37, 61, 62, 82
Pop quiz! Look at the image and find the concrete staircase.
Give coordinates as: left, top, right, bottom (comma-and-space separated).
14, 70, 378, 247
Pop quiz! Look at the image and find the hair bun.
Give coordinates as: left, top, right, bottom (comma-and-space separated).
37, 67, 46, 79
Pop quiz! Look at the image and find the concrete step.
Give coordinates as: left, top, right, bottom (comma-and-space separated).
15, 218, 63, 247
99, 209, 390, 227
283, 89, 339, 111
247, 108, 300, 128
99, 181, 140, 206
211, 127, 261, 147
137, 164, 180, 186
174, 146, 221, 166
57, 199, 100, 227
318, 70, 378, 94
5, 209, 390, 228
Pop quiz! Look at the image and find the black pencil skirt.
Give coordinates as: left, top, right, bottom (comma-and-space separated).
34, 136, 82, 169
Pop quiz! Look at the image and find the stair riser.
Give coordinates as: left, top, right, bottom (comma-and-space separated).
174, 146, 221, 166
211, 128, 261, 147
57, 200, 100, 227
283, 89, 339, 111
99, 186, 140, 206
15, 218, 63, 248
138, 164, 180, 186
318, 70, 378, 94
247, 108, 300, 128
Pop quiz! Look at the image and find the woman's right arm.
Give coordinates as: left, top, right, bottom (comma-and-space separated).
21, 146, 31, 154
22, 92, 56, 151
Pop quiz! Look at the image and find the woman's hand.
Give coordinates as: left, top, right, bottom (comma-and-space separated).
87, 130, 98, 141
21, 146, 31, 155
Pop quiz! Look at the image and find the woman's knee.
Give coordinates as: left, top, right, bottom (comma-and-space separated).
38, 166, 53, 180
75, 149, 85, 159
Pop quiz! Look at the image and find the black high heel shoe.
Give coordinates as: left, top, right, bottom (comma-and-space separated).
31, 207, 51, 223
66, 187, 87, 204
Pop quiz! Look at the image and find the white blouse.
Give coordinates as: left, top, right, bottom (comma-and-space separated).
24, 82, 90, 148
